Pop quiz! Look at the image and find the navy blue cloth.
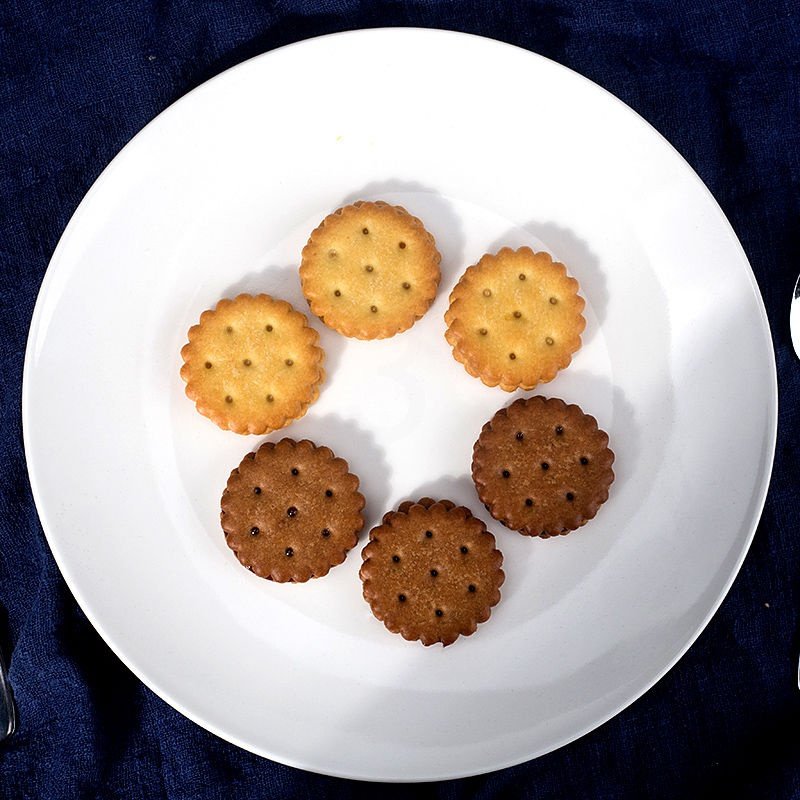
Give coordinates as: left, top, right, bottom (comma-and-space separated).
2, 2, 799, 797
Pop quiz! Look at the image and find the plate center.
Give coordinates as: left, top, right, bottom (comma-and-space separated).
150, 192, 614, 668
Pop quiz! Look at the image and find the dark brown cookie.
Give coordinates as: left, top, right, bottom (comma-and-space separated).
221, 438, 365, 582
360, 498, 504, 646
472, 396, 615, 537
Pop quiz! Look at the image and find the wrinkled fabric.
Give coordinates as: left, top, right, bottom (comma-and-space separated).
1, 2, 799, 798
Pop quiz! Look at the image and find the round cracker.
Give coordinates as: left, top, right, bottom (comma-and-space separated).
360, 498, 504, 646
221, 438, 365, 582
300, 201, 441, 339
445, 247, 586, 391
180, 294, 324, 435
472, 396, 615, 537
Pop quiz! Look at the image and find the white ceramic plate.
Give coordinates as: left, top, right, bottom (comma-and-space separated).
23, 29, 776, 781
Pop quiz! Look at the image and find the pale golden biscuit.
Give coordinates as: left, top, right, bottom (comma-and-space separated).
300, 201, 441, 339
180, 294, 324, 435
445, 247, 586, 391
360, 498, 504, 646
472, 396, 615, 537
221, 438, 365, 582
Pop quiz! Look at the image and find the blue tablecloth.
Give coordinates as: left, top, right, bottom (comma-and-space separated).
2, 2, 799, 797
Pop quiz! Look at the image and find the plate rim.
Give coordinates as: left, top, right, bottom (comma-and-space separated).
21, 27, 779, 781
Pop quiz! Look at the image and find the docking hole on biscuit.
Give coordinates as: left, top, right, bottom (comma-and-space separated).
398, 593, 407, 602
541, 462, 549, 471
525, 498, 534, 507
370, 305, 378, 313
435, 609, 444, 617
483, 289, 492, 297
322, 528, 331, 538
243, 359, 251, 366
291, 467, 299, 476
285, 358, 294, 366
468, 584, 477, 593
287, 506, 297, 517
515, 431, 524, 440
479, 328, 488, 336
509, 352, 516, 360
392, 554, 400, 563
362, 227, 369, 235
460, 545, 469, 554
402, 282, 411, 290
334, 289, 341, 297
502, 469, 510, 478
566, 492, 575, 502
430, 569, 438, 577
365, 264, 374, 272
205, 361, 212, 369
549, 296, 558, 305
425, 530, 433, 538
398, 241, 406, 249
513, 311, 522, 319
250, 526, 259, 536
266, 324, 273, 332
580, 456, 589, 465
545, 337, 554, 346
253, 487, 261, 495
266, 394, 274, 403
555, 425, 564, 435
226, 326, 233, 333
284, 547, 294, 557
225, 395, 233, 404
325, 489, 333, 497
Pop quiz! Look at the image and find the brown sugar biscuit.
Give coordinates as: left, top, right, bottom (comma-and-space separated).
180, 294, 324, 435
360, 499, 504, 646
221, 438, 365, 582
472, 396, 615, 538
445, 247, 586, 391
300, 201, 441, 339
